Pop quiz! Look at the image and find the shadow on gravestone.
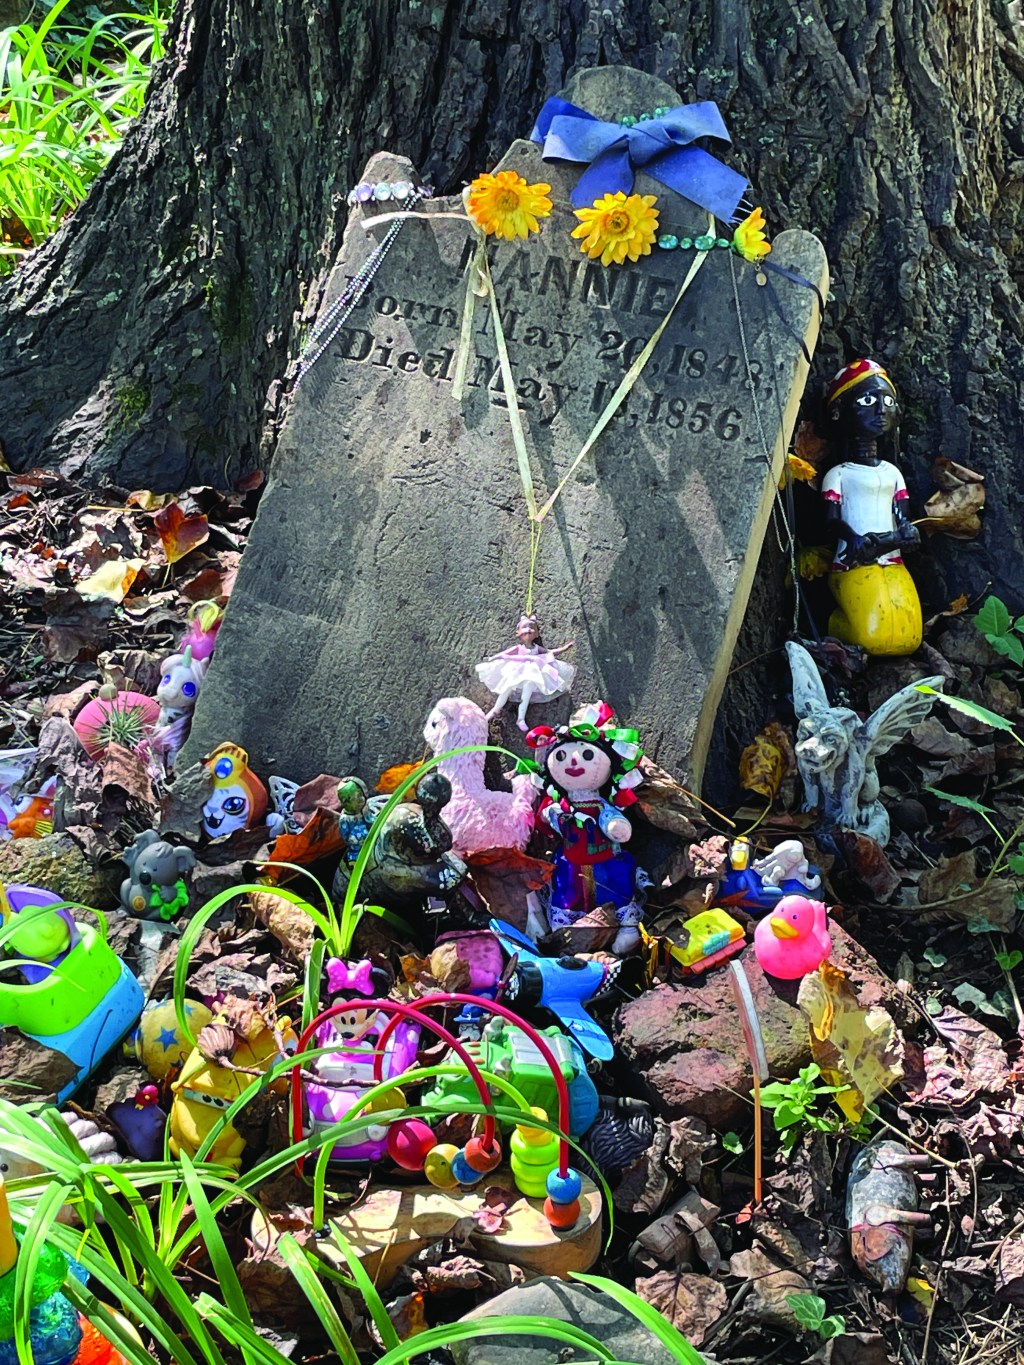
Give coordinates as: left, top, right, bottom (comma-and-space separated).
184, 66, 828, 791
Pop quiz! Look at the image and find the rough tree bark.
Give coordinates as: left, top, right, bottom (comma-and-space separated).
3, 0, 1023, 612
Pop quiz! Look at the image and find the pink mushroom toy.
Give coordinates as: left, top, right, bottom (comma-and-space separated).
753, 894, 832, 980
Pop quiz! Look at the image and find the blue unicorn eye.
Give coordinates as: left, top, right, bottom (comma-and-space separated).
161, 674, 171, 685
182, 682, 197, 698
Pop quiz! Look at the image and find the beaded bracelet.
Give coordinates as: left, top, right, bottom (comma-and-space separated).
347, 180, 433, 207
617, 105, 672, 127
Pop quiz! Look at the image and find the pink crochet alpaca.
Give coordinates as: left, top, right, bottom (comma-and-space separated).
423, 697, 537, 856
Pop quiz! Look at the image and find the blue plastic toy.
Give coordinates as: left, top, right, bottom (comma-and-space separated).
0, 883, 143, 1103
489, 918, 614, 1061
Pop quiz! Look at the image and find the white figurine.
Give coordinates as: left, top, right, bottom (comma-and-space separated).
476, 613, 575, 732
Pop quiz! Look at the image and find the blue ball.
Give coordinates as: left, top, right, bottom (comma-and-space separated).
545, 1167, 583, 1204
451, 1151, 486, 1186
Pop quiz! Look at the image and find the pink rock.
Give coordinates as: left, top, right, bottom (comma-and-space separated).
613, 925, 904, 1129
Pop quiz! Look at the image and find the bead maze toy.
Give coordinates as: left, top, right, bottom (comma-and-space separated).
674, 908, 746, 975
0, 884, 143, 1104
421, 1016, 599, 1137
286, 992, 602, 1281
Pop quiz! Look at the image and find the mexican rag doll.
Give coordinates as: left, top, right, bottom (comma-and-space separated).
524, 702, 646, 954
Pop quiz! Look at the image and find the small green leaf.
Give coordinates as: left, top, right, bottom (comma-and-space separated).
925, 995, 943, 1016
925, 786, 995, 817
917, 685, 1019, 734
787, 1292, 827, 1330
967, 914, 1003, 934
722, 1131, 744, 1154
922, 946, 948, 968
996, 949, 1023, 971
1006, 853, 1024, 875
819, 1315, 847, 1340
952, 982, 1003, 1016
990, 633, 1024, 666
975, 596, 1011, 638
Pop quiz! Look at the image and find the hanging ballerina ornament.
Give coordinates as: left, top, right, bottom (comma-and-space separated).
476, 613, 576, 732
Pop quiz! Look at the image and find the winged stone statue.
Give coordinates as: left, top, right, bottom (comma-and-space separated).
785, 641, 944, 847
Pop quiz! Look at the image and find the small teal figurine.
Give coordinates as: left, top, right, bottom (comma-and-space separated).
523, 702, 645, 955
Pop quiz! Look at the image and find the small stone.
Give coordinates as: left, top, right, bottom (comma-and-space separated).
373, 183, 393, 201
694, 233, 715, 250
638, 112, 651, 121
452, 1278, 677, 1365
716, 237, 732, 248
0, 832, 119, 907
679, 236, 693, 249
392, 181, 412, 200
620, 115, 637, 126
354, 182, 374, 203
657, 234, 680, 250
653, 105, 669, 116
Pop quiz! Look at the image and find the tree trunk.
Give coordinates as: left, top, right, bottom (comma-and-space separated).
3, 0, 1022, 605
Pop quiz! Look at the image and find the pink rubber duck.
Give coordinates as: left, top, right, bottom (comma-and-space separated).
753, 894, 831, 980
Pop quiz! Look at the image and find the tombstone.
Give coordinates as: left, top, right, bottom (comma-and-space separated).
184, 66, 828, 791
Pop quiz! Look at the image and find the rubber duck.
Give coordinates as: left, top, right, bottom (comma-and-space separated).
753, 894, 831, 980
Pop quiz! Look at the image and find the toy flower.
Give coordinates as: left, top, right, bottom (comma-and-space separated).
571, 191, 660, 266
467, 170, 553, 240
732, 206, 772, 261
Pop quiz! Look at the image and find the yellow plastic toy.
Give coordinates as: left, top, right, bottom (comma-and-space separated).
125, 998, 214, 1081
676, 908, 745, 974
169, 1009, 296, 1169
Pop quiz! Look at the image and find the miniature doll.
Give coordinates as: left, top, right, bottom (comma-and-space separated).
821, 358, 922, 655
476, 613, 575, 732
524, 701, 646, 955
201, 743, 268, 838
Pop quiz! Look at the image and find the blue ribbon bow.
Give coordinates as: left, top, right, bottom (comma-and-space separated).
530, 96, 749, 222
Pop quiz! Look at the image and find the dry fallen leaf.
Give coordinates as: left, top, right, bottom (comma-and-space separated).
376, 761, 423, 794
918, 850, 1017, 928
153, 503, 210, 564
635, 1271, 727, 1347
798, 545, 833, 580
76, 557, 144, 602
921, 457, 985, 540
792, 419, 828, 468
798, 962, 903, 1120
739, 720, 795, 800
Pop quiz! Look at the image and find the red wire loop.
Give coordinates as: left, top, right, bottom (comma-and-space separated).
289, 998, 496, 1174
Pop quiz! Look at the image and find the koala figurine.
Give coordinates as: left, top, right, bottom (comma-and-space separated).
120, 829, 196, 921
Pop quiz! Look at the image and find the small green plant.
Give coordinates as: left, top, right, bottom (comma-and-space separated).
975, 594, 1024, 666
757, 1064, 869, 1153
786, 1292, 846, 1340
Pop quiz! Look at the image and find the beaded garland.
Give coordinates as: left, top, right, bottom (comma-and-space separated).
346, 179, 432, 206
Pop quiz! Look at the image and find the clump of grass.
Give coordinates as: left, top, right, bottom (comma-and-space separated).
0, 0, 168, 273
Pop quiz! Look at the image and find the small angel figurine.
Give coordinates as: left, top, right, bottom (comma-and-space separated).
476, 613, 575, 732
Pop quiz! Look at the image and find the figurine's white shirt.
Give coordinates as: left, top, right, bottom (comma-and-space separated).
822, 460, 907, 566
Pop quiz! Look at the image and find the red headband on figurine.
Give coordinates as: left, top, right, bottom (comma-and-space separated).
825, 358, 896, 409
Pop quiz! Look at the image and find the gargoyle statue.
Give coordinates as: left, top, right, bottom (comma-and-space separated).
785, 641, 944, 847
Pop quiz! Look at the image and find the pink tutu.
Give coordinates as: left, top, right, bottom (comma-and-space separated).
475, 644, 575, 702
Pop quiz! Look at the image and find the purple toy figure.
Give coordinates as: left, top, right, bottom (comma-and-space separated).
524, 702, 646, 955
476, 614, 575, 732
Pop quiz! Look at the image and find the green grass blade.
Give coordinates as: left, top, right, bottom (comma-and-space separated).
178, 1153, 254, 1335
325, 1223, 401, 1351
276, 1233, 360, 1365
193, 1295, 293, 1364
569, 1274, 708, 1364
371, 1318, 619, 1365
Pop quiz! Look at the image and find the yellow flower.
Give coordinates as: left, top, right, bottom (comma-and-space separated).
571, 191, 660, 266
732, 206, 772, 262
467, 170, 553, 240
780, 453, 818, 487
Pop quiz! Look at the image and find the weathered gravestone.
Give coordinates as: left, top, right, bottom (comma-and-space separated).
185, 66, 828, 789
